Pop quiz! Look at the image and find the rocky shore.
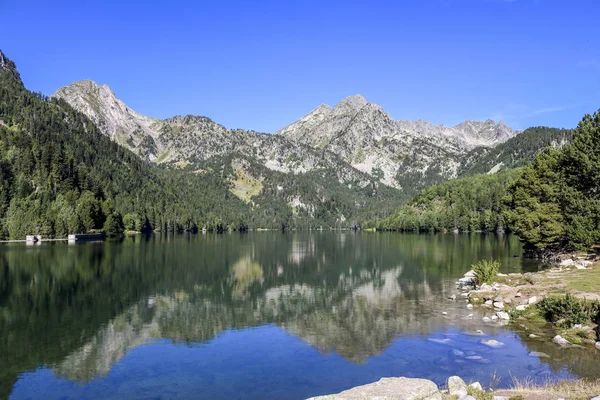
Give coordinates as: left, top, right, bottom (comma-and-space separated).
452, 256, 600, 349
308, 375, 600, 400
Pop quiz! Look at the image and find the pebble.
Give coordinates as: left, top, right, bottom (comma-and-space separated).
529, 333, 539, 338
449, 295, 457, 300
442, 312, 448, 315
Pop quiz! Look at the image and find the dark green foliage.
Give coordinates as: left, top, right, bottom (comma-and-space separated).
506, 111, 600, 252
537, 294, 600, 328
472, 259, 501, 285
369, 169, 520, 232
103, 213, 124, 236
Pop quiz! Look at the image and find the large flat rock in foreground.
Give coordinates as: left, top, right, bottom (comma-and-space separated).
308, 377, 442, 400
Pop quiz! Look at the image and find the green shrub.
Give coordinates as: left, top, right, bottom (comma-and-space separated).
537, 294, 600, 328
472, 259, 501, 285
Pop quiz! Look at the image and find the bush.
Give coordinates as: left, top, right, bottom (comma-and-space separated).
537, 294, 600, 328
472, 259, 501, 285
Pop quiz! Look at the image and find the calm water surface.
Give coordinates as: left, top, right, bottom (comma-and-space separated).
1, 233, 599, 399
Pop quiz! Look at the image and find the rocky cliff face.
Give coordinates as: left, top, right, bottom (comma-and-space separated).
0, 50, 22, 84
54, 81, 520, 195
277, 95, 519, 189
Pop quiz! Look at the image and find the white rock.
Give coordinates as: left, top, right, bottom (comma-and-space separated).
307, 377, 442, 400
467, 304, 473, 309
589, 395, 600, 400
468, 382, 483, 391
560, 258, 574, 266
461, 292, 469, 298
529, 333, 539, 338
595, 342, 600, 350
553, 335, 571, 347
528, 296, 538, 305
493, 302, 504, 309
493, 397, 509, 400
482, 317, 491, 322
481, 339, 504, 348
464, 270, 476, 278
484, 300, 493, 306
458, 396, 476, 400
496, 312, 510, 320
447, 376, 468, 397
441, 312, 448, 315
491, 315, 499, 321
516, 305, 527, 311
449, 295, 457, 300
480, 283, 492, 291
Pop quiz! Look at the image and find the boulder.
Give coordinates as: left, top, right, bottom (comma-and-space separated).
447, 376, 468, 397
464, 270, 476, 278
528, 296, 538, 305
480, 283, 492, 291
496, 312, 510, 320
493, 302, 504, 309
307, 377, 442, 400
468, 382, 483, 391
595, 342, 600, 350
552, 335, 571, 347
484, 300, 493, 306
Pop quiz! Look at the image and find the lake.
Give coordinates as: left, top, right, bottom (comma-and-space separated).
1, 232, 599, 399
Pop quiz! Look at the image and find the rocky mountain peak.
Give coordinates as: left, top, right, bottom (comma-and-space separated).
0, 49, 22, 84
335, 94, 368, 111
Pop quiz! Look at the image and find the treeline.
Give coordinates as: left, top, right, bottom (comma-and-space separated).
505, 111, 600, 253
367, 170, 520, 233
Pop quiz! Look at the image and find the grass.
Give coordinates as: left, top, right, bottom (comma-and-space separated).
229, 168, 263, 204
505, 377, 600, 400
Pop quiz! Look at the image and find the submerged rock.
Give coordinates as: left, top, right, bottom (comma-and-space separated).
528, 351, 550, 358
481, 339, 504, 348
307, 377, 442, 400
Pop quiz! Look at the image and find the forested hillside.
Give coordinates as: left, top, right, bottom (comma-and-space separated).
367, 170, 520, 233
459, 126, 574, 176
0, 51, 402, 239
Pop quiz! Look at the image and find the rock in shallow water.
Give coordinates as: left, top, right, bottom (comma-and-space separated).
553, 335, 571, 347
307, 377, 442, 400
481, 339, 504, 348
528, 351, 550, 358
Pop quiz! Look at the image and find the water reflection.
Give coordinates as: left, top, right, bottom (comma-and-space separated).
0, 233, 595, 399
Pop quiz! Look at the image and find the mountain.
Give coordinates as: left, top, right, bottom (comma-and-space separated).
276, 95, 519, 191
0, 50, 406, 238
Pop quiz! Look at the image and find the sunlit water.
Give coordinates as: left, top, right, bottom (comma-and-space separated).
1, 233, 599, 399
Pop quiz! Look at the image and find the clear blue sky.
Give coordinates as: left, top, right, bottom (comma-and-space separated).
1, 0, 599, 132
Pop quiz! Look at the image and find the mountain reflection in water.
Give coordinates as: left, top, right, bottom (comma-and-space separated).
1, 233, 599, 400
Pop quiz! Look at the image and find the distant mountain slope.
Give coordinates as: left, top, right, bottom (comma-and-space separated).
458, 126, 574, 176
